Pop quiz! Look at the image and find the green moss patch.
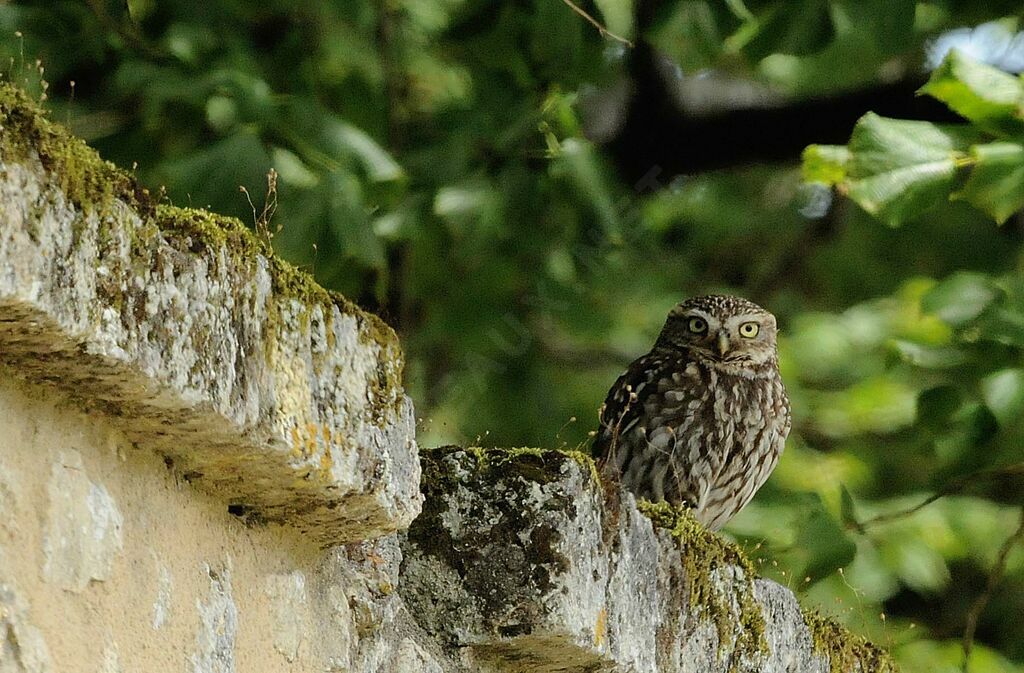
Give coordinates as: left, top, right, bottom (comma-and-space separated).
462, 446, 599, 483
638, 500, 768, 663
804, 611, 898, 673
0, 82, 153, 218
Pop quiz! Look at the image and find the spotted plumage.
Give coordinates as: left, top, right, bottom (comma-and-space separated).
592, 295, 791, 530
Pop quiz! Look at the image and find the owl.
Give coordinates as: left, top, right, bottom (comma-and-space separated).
592, 295, 791, 531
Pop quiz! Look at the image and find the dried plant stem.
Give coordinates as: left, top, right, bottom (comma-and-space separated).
560, 0, 634, 47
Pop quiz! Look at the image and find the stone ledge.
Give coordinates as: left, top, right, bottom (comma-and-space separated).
0, 84, 420, 544
400, 447, 895, 673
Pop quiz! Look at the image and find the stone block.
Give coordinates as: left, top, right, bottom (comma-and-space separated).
0, 85, 420, 543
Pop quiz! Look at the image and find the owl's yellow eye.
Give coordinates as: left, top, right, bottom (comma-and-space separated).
687, 317, 708, 333
739, 322, 760, 338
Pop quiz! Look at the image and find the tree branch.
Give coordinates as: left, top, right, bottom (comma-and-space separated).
962, 507, 1024, 672
853, 462, 1024, 529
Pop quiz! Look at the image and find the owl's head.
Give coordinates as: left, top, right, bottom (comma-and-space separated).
657, 295, 779, 369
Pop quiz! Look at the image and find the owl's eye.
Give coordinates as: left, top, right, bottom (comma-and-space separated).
739, 322, 760, 338
687, 317, 708, 333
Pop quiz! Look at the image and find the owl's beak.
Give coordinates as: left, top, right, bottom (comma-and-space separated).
716, 332, 730, 357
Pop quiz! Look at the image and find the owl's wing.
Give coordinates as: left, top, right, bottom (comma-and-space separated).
592, 350, 681, 464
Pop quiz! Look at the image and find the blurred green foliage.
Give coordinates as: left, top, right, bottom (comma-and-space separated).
2, 0, 1023, 670
805, 50, 1024, 224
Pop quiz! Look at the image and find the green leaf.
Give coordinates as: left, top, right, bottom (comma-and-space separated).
933, 403, 998, 467
743, 0, 834, 59
956, 141, 1024, 223
836, 0, 915, 54
981, 368, 1024, 427
126, 0, 154, 22
920, 49, 1024, 135
979, 306, 1024, 346
839, 484, 859, 529
801, 144, 850, 184
843, 114, 979, 226
271, 147, 320, 189
916, 386, 962, 427
325, 171, 386, 269
922, 272, 999, 326
647, 1, 729, 70
324, 120, 404, 183
885, 536, 950, 593
796, 494, 857, 583
891, 340, 968, 368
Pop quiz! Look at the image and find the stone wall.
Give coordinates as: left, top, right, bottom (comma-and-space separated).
0, 83, 894, 673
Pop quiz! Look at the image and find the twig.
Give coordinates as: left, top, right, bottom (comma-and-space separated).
962, 507, 1024, 672
239, 168, 279, 247
853, 462, 1024, 529
560, 0, 634, 48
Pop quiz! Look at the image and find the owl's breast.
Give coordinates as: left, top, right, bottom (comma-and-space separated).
644, 364, 787, 469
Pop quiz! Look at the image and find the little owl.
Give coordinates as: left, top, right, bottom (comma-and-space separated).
593, 295, 790, 530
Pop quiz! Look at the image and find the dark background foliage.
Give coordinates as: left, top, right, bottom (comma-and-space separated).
4, 1, 1024, 670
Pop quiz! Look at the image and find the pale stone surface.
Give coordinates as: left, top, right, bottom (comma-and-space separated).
41, 450, 124, 592
0, 584, 52, 673
191, 562, 238, 673
390, 639, 444, 673
0, 142, 420, 544
152, 555, 173, 630
265, 570, 308, 663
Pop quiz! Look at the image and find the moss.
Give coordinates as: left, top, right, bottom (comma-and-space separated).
156, 204, 270, 259
0, 81, 405, 422
804, 611, 899, 673
637, 500, 768, 664
0, 82, 154, 219
457, 446, 600, 485
417, 446, 597, 508
639, 499, 895, 671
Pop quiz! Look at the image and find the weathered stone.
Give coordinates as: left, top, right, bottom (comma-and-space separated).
191, 563, 238, 673
265, 571, 308, 662
0, 584, 52, 673
42, 450, 124, 592
313, 536, 418, 672
0, 376, 457, 673
388, 638, 444, 673
0, 84, 420, 543
152, 554, 174, 630
400, 447, 895, 673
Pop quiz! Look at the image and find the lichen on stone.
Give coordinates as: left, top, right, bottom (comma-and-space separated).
637, 500, 768, 662
407, 446, 598, 645
803, 610, 898, 673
